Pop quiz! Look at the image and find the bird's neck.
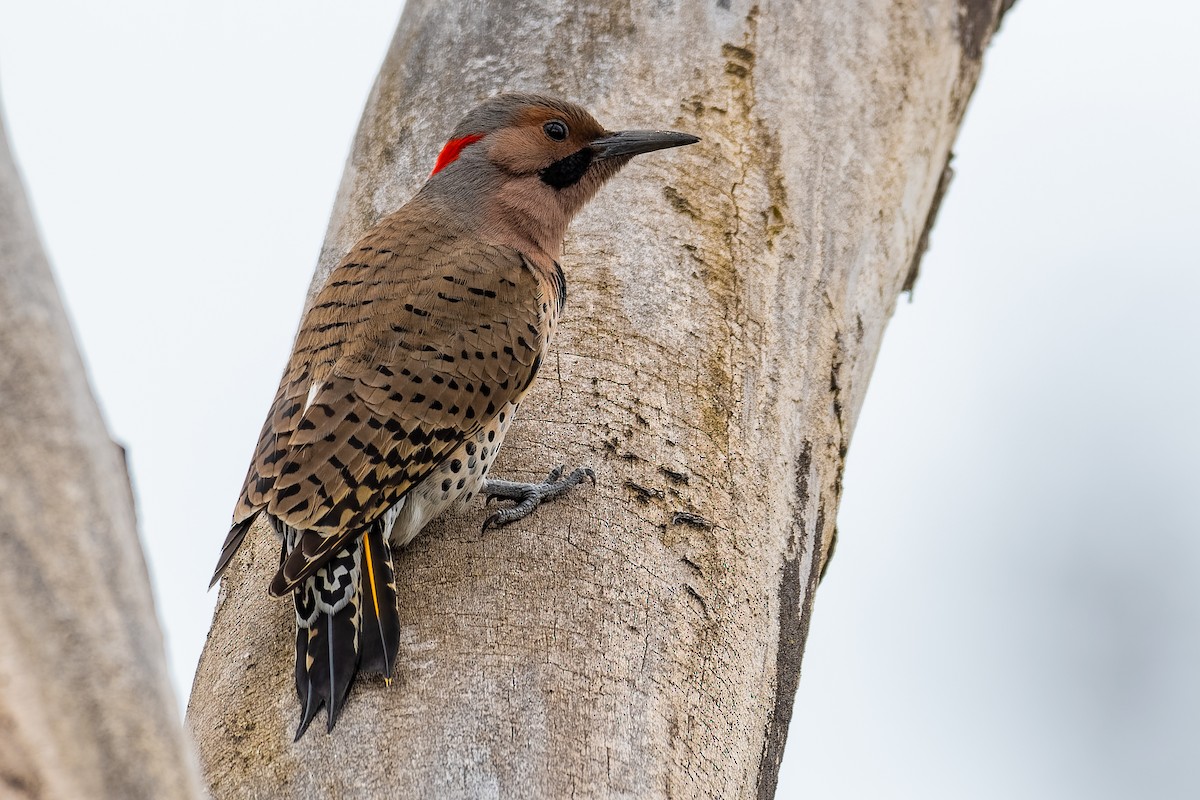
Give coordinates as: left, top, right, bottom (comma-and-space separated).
469, 173, 577, 263
420, 165, 575, 262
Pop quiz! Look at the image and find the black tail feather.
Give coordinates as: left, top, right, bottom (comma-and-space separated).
291, 544, 363, 740
295, 626, 321, 741
358, 525, 400, 680
209, 514, 257, 588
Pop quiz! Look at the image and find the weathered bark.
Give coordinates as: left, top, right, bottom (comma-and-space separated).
190, 0, 1011, 797
0, 104, 203, 798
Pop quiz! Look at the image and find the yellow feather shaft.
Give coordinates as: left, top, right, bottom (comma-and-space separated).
362, 533, 384, 624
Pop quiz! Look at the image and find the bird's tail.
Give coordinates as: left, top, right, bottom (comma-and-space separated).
290, 525, 399, 740
209, 514, 256, 588
358, 524, 400, 680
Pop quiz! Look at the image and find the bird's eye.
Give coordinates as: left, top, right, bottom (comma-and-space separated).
543, 120, 568, 141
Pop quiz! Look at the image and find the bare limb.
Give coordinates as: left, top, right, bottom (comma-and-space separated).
191, 1, 1013, 797
0, 99, 202, 800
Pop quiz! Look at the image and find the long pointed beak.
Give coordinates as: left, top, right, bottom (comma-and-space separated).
589, 129, 700, 160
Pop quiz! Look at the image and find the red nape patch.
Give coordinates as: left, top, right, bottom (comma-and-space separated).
431, 133, 485, 175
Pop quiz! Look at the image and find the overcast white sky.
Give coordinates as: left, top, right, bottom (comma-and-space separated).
1, 1, 1197, 797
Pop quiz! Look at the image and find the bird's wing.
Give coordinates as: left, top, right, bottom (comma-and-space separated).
228, 212, 553, 594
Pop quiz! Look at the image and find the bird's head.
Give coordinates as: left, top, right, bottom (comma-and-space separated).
422, 93, 698, 256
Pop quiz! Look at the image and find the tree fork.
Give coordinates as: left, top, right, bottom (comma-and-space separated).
190, 0, 1013, 796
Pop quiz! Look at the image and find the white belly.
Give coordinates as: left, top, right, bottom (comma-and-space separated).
382, 401, 518, 548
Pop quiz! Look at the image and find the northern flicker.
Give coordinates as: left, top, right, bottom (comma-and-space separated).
209, 93, 698, 739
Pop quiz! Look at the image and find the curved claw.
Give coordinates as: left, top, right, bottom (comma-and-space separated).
482, 493, 539, 530
480, 463, 595, 531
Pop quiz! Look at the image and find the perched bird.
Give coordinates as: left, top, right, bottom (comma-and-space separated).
209, 93, 698, 740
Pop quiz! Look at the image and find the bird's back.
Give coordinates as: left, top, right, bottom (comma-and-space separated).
224, 197, 563, 593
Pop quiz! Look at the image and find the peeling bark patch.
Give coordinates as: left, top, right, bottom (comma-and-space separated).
671, 511, 713, 529
793, 442, 812, 516
903, 155, 955, 296
819, 525, 839, 584
814, 502, 828, 582
754, 442, 814, 799
960, 0, 1019, 60
755, 541, 804, 800
722, 43, 756, 78
829, 332, 848, 467
957, 0, 1000, 60
753, 568, 810, 798
683, 584, 709, 615
625, 480, 664, 501
659, 465, 690, 485
999, 0, 1019, 27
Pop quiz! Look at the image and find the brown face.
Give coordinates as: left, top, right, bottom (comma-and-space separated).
425, 94, 696, 257
485, 105, 609, 188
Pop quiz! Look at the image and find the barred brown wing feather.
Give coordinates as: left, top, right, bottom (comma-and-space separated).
258, 236, 549, 595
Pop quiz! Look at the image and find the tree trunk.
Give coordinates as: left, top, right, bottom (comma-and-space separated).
0, 104, 203, 799
189, 0, 1012, 796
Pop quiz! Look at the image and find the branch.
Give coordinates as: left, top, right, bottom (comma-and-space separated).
190, 1, 1012, 796
0, 99, 202, 799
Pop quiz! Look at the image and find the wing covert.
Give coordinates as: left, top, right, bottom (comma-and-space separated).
231, 209, 554, 592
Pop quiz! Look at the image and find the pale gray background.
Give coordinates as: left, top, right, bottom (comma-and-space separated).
1, 1, 1196, 797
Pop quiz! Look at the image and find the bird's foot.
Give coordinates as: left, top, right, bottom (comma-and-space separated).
482, 465, 595, 530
